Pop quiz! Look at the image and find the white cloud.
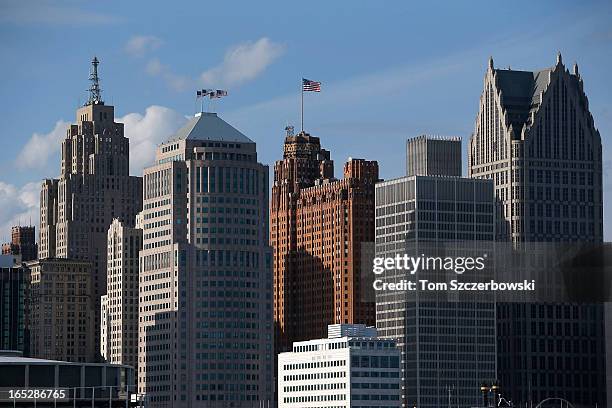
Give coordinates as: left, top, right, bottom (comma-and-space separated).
14, 106, 187, 177
3, 106, 186, 238
145, 58, 163, 76
125, 35, 163, 57
16, 120, 68, 170
118, 105, 188, 175
0, 2, 119, 25
139, 37, 284, 91
0, 181, 40, 240
146, 58, 190, 92
200, 37, 285, 87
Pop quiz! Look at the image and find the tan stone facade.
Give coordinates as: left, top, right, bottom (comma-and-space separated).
101, 218, 141, 370
468, 55, 603, 243
38, 60, 142, 361
468, 55, 606, 406
138, 112, 273, 407
26, 258, 95, 362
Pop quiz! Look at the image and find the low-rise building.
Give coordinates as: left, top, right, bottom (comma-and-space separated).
278, 324, 401, 408
0, 350, 137, 407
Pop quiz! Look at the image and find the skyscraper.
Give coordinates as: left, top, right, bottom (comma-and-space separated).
271, 128, 378, 353
138, 111, 273, 407
2, 225, 37, 262
468, 54, 602, 243
100, 218, 142, 370
468, 55, 605, 405
375, 136, 496, 408
39, 57, 143, 360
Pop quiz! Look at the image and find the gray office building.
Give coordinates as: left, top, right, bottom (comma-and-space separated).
406, 135, 462, 178
138, 111, 273, 407
375, 137, 496, 408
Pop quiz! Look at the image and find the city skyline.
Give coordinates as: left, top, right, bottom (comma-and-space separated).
0, 1, 611, 240
1, 2, 612, 407
0, 55, 608, 408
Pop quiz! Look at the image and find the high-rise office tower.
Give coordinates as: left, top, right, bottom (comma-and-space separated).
2, 225, 37, 262
468, 55, 605, 405
39, 57, 143, 360
271, 128, 378, 353
26, 258, 95, 362
0, 255, 29, 354
100, 218, 142, 370
469, 54, 602, 243
375, 136, 496, 408
138, 111, 273, 407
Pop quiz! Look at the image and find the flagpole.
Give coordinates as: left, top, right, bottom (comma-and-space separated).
301, 79, 304, 132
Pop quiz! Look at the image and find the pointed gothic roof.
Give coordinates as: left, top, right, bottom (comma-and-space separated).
493, 67, 555, 135
494, 68, 552, 105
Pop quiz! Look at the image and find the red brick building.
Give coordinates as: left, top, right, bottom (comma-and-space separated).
2, 225, 37, 262
270, 130, 378, 352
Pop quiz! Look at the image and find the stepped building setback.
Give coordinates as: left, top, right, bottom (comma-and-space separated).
271, 128, 379, 353
38, 58, 143, 360
376, 135, 496, 407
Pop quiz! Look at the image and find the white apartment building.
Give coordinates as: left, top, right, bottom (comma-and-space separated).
278, 324, 401, 408
101, 218, 142, 370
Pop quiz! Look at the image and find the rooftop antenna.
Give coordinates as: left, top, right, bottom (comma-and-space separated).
87, 56, 103, 105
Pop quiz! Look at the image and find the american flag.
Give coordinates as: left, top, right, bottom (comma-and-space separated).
196, 89, 212, 98
210, 89, 228, 99
302, 78, 321, 92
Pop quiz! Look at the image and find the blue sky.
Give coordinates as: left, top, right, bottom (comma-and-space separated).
0, 0, 611, 239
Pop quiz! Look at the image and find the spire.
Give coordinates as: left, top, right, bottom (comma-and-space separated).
556, 51, 563, 66
573, 61, 579, 76
488, 56, 494, 70
87, 56, 103, 105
